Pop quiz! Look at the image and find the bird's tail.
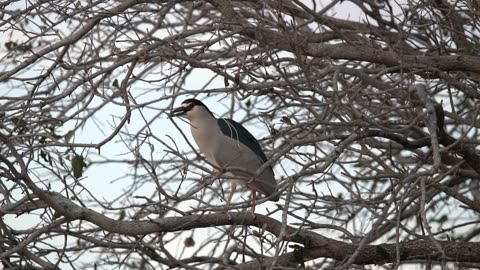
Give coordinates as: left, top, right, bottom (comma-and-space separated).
268, 192, 280, 202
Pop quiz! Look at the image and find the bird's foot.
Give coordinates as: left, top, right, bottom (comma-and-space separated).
249, 207, 256, 219
213, 208, 233, 220
241, 207, 256, 219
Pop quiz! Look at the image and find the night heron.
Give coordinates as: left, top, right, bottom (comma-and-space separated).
170, 98, 279, 215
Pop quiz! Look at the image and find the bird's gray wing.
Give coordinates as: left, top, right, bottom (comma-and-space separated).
217, 118, 271, 165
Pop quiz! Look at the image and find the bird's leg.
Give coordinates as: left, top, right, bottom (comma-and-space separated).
249, 191, 256, 218
226, 182, 236, 207
224, 182, 236, 219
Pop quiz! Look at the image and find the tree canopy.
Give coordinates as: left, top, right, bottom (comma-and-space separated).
1, 0, 480, 269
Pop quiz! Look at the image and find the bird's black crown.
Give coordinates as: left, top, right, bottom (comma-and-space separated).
181, 98, 213, 116
181, 98, 207, 108
170, 98, 214, 117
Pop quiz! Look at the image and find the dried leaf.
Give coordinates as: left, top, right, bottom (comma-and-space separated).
184, 237, 195, 247
64, 129, 75, 142
72, 154, 86, 178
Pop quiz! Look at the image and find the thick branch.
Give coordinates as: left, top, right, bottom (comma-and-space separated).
233, 239, 480, 268
210, 0, 480, 73
430, 96, 480, 175
26, 191, 480, 267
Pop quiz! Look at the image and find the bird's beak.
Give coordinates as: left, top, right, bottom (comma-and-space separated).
170, 106, 188, 118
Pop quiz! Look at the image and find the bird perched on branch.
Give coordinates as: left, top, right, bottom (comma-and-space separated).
170, 98, 279, 216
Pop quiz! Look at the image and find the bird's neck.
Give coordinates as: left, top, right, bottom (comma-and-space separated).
190, 116, 218, 131
189, 115, 219, 133
189, 115, 221, 164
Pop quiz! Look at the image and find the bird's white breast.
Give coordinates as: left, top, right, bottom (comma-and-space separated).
190, 118, 222, 166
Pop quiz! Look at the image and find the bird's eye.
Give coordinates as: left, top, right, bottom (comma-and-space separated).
187, 103, 195, 109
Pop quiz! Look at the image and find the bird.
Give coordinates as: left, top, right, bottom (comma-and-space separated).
170, 98, 279, 215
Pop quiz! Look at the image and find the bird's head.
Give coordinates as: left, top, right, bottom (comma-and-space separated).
170, 98, 214, 120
